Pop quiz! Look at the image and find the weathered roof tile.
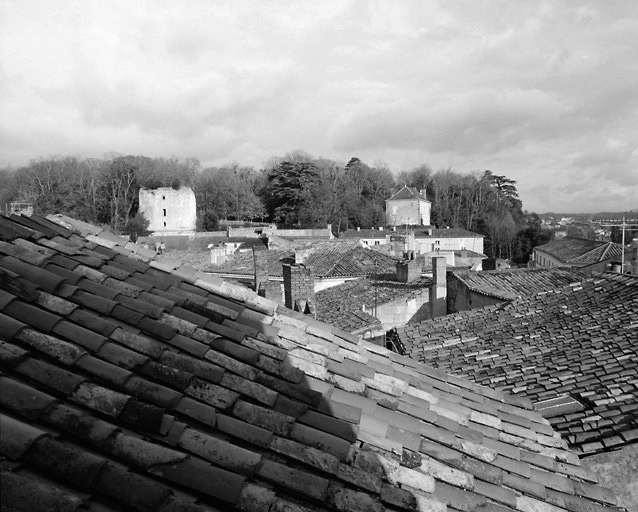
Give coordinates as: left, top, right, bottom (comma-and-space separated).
69, 308, 119, 337
257, 458, 329, 501
174, 396, 217, 428
25, 435, 108, 489
4, 300, 62, 332
216, 413, 273, 447
16, 356, 86, 395
0, 377, 58, 420
184, 378, 240, 409
0, 413, 50, 459
93, 463, 173, 511
0, 311, 27, 341
179, 427, 262, 475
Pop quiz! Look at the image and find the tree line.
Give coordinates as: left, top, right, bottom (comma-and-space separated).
0, 151, 551, 262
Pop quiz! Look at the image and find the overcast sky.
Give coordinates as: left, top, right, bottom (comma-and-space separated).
1, 0, 637, 213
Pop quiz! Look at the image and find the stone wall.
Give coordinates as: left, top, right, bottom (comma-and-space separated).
376, 292, 430, 330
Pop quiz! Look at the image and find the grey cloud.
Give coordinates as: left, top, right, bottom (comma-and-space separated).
329, 87, 567, 157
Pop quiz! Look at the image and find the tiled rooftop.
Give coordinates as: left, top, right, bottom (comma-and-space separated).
396, 273, 638, 455
340, 229, 388, 239
316, 277, 430, 333
208, 239, 400, 279
0, 213, 628, 511
535, 237, 625, 266
387, 186, 429, 202
451, 268, 586, 300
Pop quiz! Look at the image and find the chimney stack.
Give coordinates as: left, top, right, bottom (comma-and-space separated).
253, 247, 269, 293
430, 256, 447, 318
283, 263, 316, 317
482, 258, 496, 271
396, 254, 420, 283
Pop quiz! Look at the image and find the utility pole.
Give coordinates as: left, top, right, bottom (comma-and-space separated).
598, 217, 638, 273
622, 217, 626, 271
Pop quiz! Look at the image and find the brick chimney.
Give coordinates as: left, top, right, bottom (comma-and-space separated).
283, 263, 316, 317
430, 256, 447, 318
396, 255, 420, 283
252, 246, 283, 303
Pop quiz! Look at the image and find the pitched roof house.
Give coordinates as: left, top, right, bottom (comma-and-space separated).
340, 228, 387, 247
447, 268, 586, 313
386, 186, 431, 227
0, 213, 627, 511
342, 228, 486, 264
394, 273, 638, 456
533, 237, 625, 274
316, 275, 431, 337
387, 228, 485, 258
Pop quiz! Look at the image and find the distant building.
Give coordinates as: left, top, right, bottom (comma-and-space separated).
7, 202, 33, 216
339, 228, 386, 246
385, 186, 431, 226
388, 228, 485, 257
341, 227, 485, 259
533, 236, 625, 274
138, 186, 196, 235
226, 224, 334, 240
